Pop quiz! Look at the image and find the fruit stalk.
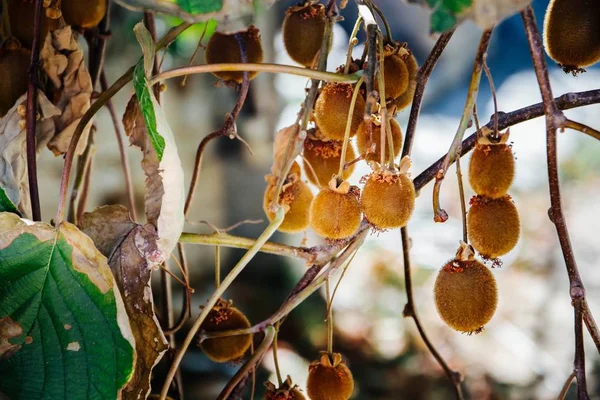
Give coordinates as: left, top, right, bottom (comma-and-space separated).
343, 15, 362, 74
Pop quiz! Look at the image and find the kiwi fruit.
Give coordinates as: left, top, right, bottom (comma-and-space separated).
282, 2, 326, 67
468, 195, 520, 259
375, 49, 409, 99
543, 0, 600, 73
265, 376, 307, 400
205, 25, 264, 83
8, 0, 61, 49
263, 175, 314, 233
0, 42, 31, 117
61, 0, 107, 29
469, 141, 515, 198
314, 83, 366, 141
361, 160, 415, 229
309, 180, 361, 239
303, 133, 355, 187
356, 118, 403, 162
198, 300, 253, 363
405, 52, 419, 80
434, 245, 498, 333
307, 352, 354, 400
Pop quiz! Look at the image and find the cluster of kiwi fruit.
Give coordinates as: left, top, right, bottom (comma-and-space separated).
467, 132, 520, 260
543, 0, 600, 74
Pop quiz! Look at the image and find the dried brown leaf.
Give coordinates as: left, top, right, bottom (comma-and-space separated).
271, 124, 299, 176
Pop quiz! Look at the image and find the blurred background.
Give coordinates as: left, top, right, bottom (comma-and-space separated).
34, 0, 600, 398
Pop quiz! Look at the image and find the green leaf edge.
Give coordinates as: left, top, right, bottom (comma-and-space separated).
133, 61, 166, 161
174, 0, 223, 14
0, 187, 19, 215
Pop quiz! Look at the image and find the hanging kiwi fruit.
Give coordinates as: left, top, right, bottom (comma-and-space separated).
0, 39, 31, 117
307, 352, 354, 400
205, 25, 264, 83
434, 243, 498, 334
282, 1, 326, 67
356, 117, 403, 162
61, 0, 107, 29
309, 180, 362, 240
543, 0, 600, 74
197, 299, 253, 363
314, 82, 365, 141
303, 131, 355, 187
468, 133, 515, 199
265, 376, 307, 400
263, 171, 314, 233
375, 44, 410, 99
7, 0, 61, 49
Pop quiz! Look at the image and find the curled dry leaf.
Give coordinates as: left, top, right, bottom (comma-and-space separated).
0, 92, 60, 218
470, 0, 531, 29
40, 26, 93, 156
271, 124, 299, 177
80, 205, 169, 400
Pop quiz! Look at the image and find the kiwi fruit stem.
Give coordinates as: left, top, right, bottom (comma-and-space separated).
343, 17, 364, 75
336, 76, 365, 184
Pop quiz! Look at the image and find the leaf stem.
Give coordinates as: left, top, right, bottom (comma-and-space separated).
343, 16, 362, 75
337, 76, 364, 182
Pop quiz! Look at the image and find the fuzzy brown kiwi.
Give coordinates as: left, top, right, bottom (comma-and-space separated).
303, 134, 355, 187
205, 25, 264, 83
265, 376, 307, 400
361, 162, 415, 229
469, 142, 515, 198
375, 50, 409, 99
263, 176, 314, 233
198, 300, 252, 363
314, 83, 366, 141
307, 353, 354, 400
282, 2, 326, 67
434, 248, 498, 333
8, 0, 61, 49
543, 0, 600, 73
309, 180, 361, 239
468, 195, 520, 259
405, 52, 419, 81
388, 79, 416, 113
356, 118, 403, 162
0, 42, 31, 117
61, 0, 107, 29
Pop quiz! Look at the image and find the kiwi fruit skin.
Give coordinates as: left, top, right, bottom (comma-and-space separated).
264, 180, 314, 233
389, 79, 416, 113
8, 0, 61, 48
356, 118, 403, 163
361, 172, 415, 229
282, 2, 326, 67
543, 0, 600, 70
205, 25, 264, 83
307, 355, 354, 400
303, 137, 355, 187
377, 53, 409, 99
199, 303, 252, 363
468, 195, 520, 259
61, 0, 107, 29
434, 259, 498, 333
314, 83, 366, 141
469, 143, 515, 198
0, 46, 31, 117
309, 187, 361, 239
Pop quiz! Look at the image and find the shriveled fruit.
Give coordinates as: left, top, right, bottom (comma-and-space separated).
303, 133, 355, 187
375, 49, 409, 99
468, 195, 520, 259
309, 180, 361, 239
8, 0, 60, 48
282, 2, 326, 67
264, 176, 313, 233
543, 0, 600, 73
61, 0, 107, 29
434, 245, 498, 333
356, 118, 403, 162
0, 43, 31, 117
198, 300, 252, 363
314, 83, 365, 141
469, 140, 514, 198
307, 353, 354, 400
361, 160, 415, 229
265, 376, 307, 400
205, 25, 264, 83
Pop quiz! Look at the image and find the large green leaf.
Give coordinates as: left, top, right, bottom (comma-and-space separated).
0, 188, 19, 215
0, 214, 135, 400
175, 0, 223, 14
427, 0, 472, 32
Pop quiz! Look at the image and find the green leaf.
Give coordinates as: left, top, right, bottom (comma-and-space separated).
0, 188, 19, 215
175, 0, 223, 14
133, 62, 166, 160
0, 217, 135, 400
426, 0, 472, 33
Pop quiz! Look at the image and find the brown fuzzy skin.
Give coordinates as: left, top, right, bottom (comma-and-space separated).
199, 303, 252, 363
543, 0, 600, 71
8, 0, 61, 48
307, 355, 354, 400
314, 83, 366, 141
205, 26, 264, 83
303, 138, 355, 187
282, 3, 326, 67
309, 187, 361, 239
264, 180, 314, 233
468, 195, 520, 259
61, 0, 107, 29
376, 53, 409, 99
0, 46, 31, 117
361, 172, 415, 229
389, 79, 416, 113
405, 53, 419, 80
468, 143, 515, 198
356, 118, 403, 162
434, 259, 498, 333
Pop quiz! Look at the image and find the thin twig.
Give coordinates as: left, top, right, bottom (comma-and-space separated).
162, 243, 191, 336
558, 371, 576, 400
482, 59, 499, 135
455, 154, 468, 243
